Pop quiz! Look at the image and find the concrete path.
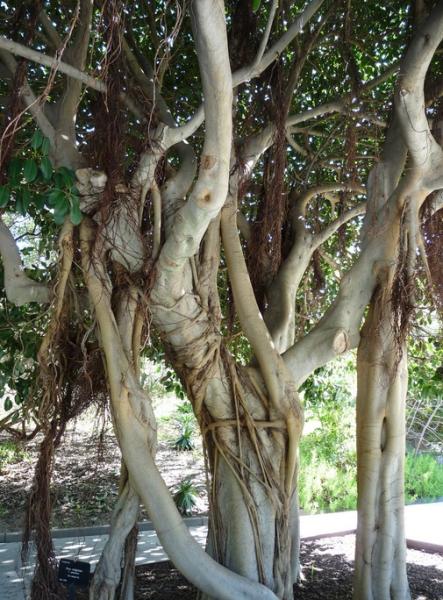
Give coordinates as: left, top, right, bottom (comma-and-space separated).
1, 504, 441, 599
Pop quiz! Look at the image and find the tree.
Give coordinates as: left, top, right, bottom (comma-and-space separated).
0, 1, 442, 599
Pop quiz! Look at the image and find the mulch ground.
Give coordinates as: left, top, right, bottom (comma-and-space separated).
76, 535, 443, 599
0, 412, 207, 531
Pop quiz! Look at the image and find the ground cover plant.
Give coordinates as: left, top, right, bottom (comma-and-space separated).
0, 1, 443, 600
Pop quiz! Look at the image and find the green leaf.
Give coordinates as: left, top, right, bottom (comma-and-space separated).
4, 397, 13, 411
69, 201, 83, 225
24, 159, 38, 183
46, 189, 64, 207
53, 209, 67, 225
33, 193, 45, 209
57, 167, 75, 187
8, 158, 22, 184
15, 194, 26, 216
252, 0, 261, 12
52, 195, 69, 224
0, 185, 10, 208
54, 193, 69, 213
31, 130, 44, 150
40, 157, 53, 181
54, 172, 65, 188
40, 137, 50, 156
22, 189, 32, 211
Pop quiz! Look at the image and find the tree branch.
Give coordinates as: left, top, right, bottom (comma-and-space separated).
156, 0, 232, 275
38, 9, 63, 49
56, 0, 94, 135
169, 0, 326, 145
0, 217, 49, 305
221, 192, 287, 416
0, 50, 56, 143
313, 202, 366, 249
286, 60, 399, 128
250, 0, 279, 74
234, 0, 326, 84
282, 116, 411, 386
0, 35, 143, 119
395, 2, 443, 183
264, 184, 365, 353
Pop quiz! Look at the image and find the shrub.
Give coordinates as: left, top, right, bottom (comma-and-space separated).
172, 414, 196, 451
405, 452, 443, 503
173, 479, 198, 515
0, 439, 28, 473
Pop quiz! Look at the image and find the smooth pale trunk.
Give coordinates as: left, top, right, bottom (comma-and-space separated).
354, 297, 410, 600
89, 482, 139, 600
198, 412, 300, 600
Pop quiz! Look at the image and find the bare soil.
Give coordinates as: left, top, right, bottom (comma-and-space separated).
0, 404, 207, 532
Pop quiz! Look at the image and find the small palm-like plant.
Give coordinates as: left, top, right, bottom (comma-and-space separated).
172, 414, 195, 451
173, 479, 198, 515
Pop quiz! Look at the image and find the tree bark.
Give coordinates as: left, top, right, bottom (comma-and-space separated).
89, 481, 139, 600
354, 281, 410, 600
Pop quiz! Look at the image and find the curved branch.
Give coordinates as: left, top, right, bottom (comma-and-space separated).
264, 188, 364, 354
80, 220, 278, 600
282, 179, 414, 387
395, 2, 443, 179
297, 182, 366, 215
221, 195, 287, 416
312, 203, 366, 249
233, 0, 325, 84
170, 0, 325, 145
0, 217, 49, 306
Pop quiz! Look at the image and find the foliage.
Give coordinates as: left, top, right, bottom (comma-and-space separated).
299, 450, 358, 514
0, 132, 82, 226
176, 399, 194, 415
160, 367, 186, 400
407, 316, 443, 451
405, 452, 443, 503
172, 479, 198, 516
0, 439, 28, 473
140, 355, 186, 400
299, 355, 443, 513
172, 413, 196, 452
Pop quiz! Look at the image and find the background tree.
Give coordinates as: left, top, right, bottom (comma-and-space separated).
0, 1, 442, 600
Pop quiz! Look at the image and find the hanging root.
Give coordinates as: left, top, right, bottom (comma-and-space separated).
246, 62, 288, 310
21, 223, 109, 600
0, 1, 42, 179
390, 201, 417, 368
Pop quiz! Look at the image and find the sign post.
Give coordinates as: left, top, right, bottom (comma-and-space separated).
58, 558, 91, 599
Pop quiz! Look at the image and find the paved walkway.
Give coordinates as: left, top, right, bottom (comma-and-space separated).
1, 503, 441, 599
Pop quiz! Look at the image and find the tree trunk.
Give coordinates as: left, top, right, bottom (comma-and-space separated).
89, 481, 139, 600
354, 284, 410, 600
178, 354, 301, 600
201, 451, 300, 600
